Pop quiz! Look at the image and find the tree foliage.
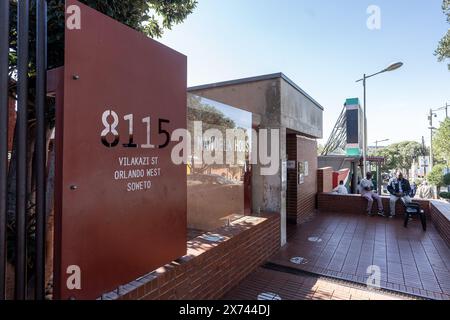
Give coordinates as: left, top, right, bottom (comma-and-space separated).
188, 95, 237, 132
436, 0, 450, 70
370, 141, 427, 173
8, 0, 197, 98
440, 191, 450, 199
428, 164, 446, 187
433, 118, 450, 165
317, 144, 324, 156
444, 173, 450, 185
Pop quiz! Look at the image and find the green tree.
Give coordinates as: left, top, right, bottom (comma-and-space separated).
371, 141, 427, 175
433, 118, 450, 166
187, 95, 238, 174
317, 144, 324, 156
444, 173, 450, 185
436, 0, 450, 70
428, 164, 446, 188
8, 0, 197, 95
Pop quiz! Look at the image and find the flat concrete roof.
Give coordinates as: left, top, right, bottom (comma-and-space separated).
188, 72, 325, 111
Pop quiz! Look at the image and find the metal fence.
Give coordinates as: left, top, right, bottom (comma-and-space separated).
0, 0, 48, 300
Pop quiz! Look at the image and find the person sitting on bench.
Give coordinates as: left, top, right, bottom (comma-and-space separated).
360, 172, 384, 216
335, 180, 348, 194
387, 172, 412, 218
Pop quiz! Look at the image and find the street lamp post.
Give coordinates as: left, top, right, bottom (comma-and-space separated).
374, 139, 389, 149
356, 62, 403, 177
372, 139, 389, 195
428, 103, 450, 172
428, 109, 437, 171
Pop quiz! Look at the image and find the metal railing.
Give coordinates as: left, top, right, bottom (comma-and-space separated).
0, 0, 48, 300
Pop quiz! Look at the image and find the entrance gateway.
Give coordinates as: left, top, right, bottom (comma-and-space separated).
53, 0, 187, 300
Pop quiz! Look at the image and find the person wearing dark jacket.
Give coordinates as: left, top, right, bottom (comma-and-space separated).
387, 172, 412, 218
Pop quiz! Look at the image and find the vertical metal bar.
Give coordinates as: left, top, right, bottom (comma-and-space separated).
430, 109, 434, 171
16, 0, 30, 300
362, 74, 367, 177
35, 0, 47, 301
0, 0, 10, 301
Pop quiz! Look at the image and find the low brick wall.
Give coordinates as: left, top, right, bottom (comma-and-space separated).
430, 201, 450, 248
101, 214, 280, 300
317, 193, 431, 217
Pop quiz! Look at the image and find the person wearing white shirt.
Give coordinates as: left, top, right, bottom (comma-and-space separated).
387, 172, 412, 218
335, 180, 348, 194
360, 172, 385, 216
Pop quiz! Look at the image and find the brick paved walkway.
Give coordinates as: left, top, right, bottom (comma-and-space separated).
268, 212, 450, 300
223, 267, 411, 300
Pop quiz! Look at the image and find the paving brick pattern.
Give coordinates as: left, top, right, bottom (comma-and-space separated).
223, 268, 409, 300
269, 212, 450, 300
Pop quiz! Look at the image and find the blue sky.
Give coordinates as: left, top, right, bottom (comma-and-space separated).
159, 0, 450, 147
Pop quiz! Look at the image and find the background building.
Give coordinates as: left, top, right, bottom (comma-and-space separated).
189, 73, 324, 245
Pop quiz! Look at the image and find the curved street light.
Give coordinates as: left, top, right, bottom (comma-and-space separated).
384, 62, 404, 72
356, 62, 403, 177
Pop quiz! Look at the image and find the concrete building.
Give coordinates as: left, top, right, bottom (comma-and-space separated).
189, 73, 324, 245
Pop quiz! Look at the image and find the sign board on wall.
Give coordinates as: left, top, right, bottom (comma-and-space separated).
287, 161, 296, 170
298, 162, 305, 184
54, 0, 187, 299
345, 98, 362, 157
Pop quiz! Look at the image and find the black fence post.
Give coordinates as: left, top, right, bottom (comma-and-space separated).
35, 0, 48, 301
0, 0, 10, 302
16, 0, 30, 300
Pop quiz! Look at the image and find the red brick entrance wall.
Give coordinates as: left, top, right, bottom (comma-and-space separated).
287, 135, 318, 224
102, 214, 280, 300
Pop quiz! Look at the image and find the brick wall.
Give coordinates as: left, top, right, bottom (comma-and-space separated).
317, 167, 333, 193
286, 135, 318, 224
430, 201, 450, 248
317, 193, 431, 217
101, 214, 280, 300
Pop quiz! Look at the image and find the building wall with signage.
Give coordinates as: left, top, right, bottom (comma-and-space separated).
54, 0, 187, 300
345, 98, 363, 157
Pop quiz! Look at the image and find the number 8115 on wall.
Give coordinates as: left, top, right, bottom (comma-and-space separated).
101, 110, 171, 149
